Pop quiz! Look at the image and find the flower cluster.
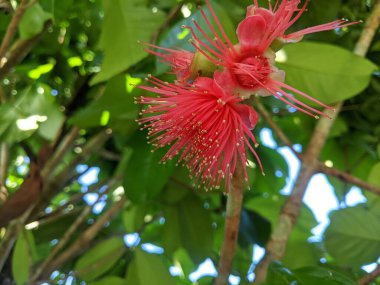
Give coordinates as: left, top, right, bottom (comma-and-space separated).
137, 0, 355, 190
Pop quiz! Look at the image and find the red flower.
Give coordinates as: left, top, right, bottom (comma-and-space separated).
142, 42, 195, 81
137, 72, 262, 190
185, 0, 356, 118
246, 0, 357, 47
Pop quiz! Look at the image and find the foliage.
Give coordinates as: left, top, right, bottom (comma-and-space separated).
0, 0, 379, 284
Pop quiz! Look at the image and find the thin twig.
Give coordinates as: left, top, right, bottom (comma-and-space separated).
41, 127, 80, 178
42, 197, 126, 278
358, 264, 380, 285
214, 164, 245, 285
318, 164, 380, 196
0, 20, 52, 80
0, 0, 30, 60
253, 0, 380, 282
31, 175, 122, 282
256, 99, 380, 196
0, 143, 9, 205
151, 3, 184, 44
255, 98, 300, 159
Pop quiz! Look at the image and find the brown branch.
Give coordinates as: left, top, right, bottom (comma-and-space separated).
33, 129, 112, 217
214, 164, 245, 285
358, 264, 380, 285
0, 143, 9, 205
41, 127, 80, 178
150, 2, 184, 44
31, 174, 122, 282
318, 164, 380, 196
0, 19, 52, 80
0, 0, 30, 60
42, 197, 126, 278
253, 1, 380, 282
256, 98, 380, 196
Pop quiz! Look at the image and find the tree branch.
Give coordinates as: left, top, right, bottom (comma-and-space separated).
214, 164, 245, 285
318, 164, 380, 196
42, 197, 126, 279
358, 264, 380, 285
31, 174, 122, 282
0, 0, 30, 60
151, 2, 184, 45
253, 0, 380, 282
0, 19, 52, 80
256, 99, 380, 196
0, 143, 9, 205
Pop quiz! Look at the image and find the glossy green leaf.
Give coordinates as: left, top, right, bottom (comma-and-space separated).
92, 0, 165, 84
70, 75, 138, 128
88, 276, 126, 285
19, 3, 52, 39
162, 195, 214, 261
12, 231, 38, 285
75, 237, 126, 281
0, 87, 64, 143
277, 42, 377, 105
245, 194, 318, 239
125, 249, 176, 285
367, 162, 380, 187
293, 266, 357, 285
265, 261, 300, 285
124, 131, 174, 203
324, 206, 380, 266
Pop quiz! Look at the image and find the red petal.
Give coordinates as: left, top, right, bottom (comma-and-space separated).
235, 104, 259, 130
237, 15, 267, 52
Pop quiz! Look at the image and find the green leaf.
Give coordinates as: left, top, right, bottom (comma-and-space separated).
367, 162, 380, 187
125, 249, 176, 285
0, 87, 63, 143
19, 3, 52, 39
162, 195, 214, 262
91, 0, 165, 84
265, 261, 300, 285
123, 204, 147, 233
70, 75, 138, 128
254, 146, 289, 194
75, 237, 126, 281
277, 42, 377, 105
238, 209, 271, 248
12, 231, 38, 285
245, 194, 318, 239
124, 134, 174, 203
88, 276, 126, 285
324, 206, 380, 266
293, 267, 357, 285
282, 241, 323, 269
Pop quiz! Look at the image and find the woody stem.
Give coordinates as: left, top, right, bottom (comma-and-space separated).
214, 163, 245, 285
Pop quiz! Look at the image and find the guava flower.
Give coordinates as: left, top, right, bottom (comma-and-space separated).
185, 0, 355, 118
246, 0, 357, 49
137, 72, 262, 190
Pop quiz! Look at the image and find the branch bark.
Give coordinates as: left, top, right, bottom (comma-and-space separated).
0, 19, 52, 80
256, 99, 380, 196
0, 0, 30, 60
358, 264, 380, 285
31, 174, 122, 282
42, 197, 126, 279
253, 1, 380, 282
214, 164, 245, 285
